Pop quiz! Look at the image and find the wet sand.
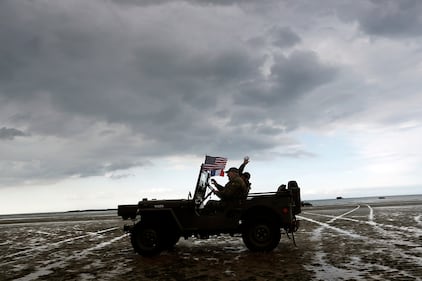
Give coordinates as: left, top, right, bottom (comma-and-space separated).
1, 200, 421, 281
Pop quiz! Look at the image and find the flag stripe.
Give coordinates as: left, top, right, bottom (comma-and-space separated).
202, 156, 227, 172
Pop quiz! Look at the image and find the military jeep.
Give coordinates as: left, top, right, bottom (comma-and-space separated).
117, 168, 301, 256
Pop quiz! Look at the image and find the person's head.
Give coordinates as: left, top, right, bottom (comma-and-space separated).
225, 167, 239, 179
242, 172, 250, 181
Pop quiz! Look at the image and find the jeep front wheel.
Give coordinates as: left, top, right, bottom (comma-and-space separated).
242, 217, 281, 252
131, 222, 163, 256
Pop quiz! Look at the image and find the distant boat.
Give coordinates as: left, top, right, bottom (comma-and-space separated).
378, 196, 386, 199
336, 196, 343, 200
301, 201, 313, 207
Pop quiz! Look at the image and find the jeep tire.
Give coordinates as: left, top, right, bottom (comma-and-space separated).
131, 221, 163, 256
242, 216, 281, 252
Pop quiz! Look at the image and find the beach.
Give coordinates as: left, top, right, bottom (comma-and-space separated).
1, 198, 421, 281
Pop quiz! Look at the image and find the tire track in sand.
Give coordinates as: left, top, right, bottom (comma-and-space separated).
299, 205, 422, 280
14, 233, 128, 281
0, 227, 119, 266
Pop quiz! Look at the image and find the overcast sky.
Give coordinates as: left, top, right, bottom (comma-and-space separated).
1, 0, 422, 214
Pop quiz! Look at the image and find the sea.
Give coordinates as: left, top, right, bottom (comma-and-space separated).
0, 209, 118, 223
306, 193, 422, 206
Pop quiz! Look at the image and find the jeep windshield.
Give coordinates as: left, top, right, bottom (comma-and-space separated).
193, 169, 210, 204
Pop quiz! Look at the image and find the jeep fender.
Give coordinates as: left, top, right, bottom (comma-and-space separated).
138, 209, 182, 232
241, 206, 282, 228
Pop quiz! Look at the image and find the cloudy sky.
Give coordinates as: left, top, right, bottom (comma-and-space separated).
1, 0, 421, 214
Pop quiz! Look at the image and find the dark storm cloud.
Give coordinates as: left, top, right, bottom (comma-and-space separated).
0, 0, 271, 185
1, 0, 419, 187
269, 26, 301, 48
0, 127, 27, 140
336, 0, 422, 38
270, 51, 337, 100
236, 50, 338, 110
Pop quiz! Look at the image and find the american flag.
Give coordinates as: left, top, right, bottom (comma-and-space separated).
202, 156, 227, 173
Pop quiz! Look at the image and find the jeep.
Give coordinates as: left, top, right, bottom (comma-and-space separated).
118, 166, 301, 256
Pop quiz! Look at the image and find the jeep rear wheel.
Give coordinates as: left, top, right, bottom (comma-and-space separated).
131, 222, 163, 256
242, 217, 281, 252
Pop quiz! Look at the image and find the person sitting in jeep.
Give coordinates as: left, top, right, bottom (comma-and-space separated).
238, 156, 251, 194
211, 167, 247, 200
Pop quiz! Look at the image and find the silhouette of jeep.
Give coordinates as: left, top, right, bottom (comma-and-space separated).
118, 168, 301, 256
